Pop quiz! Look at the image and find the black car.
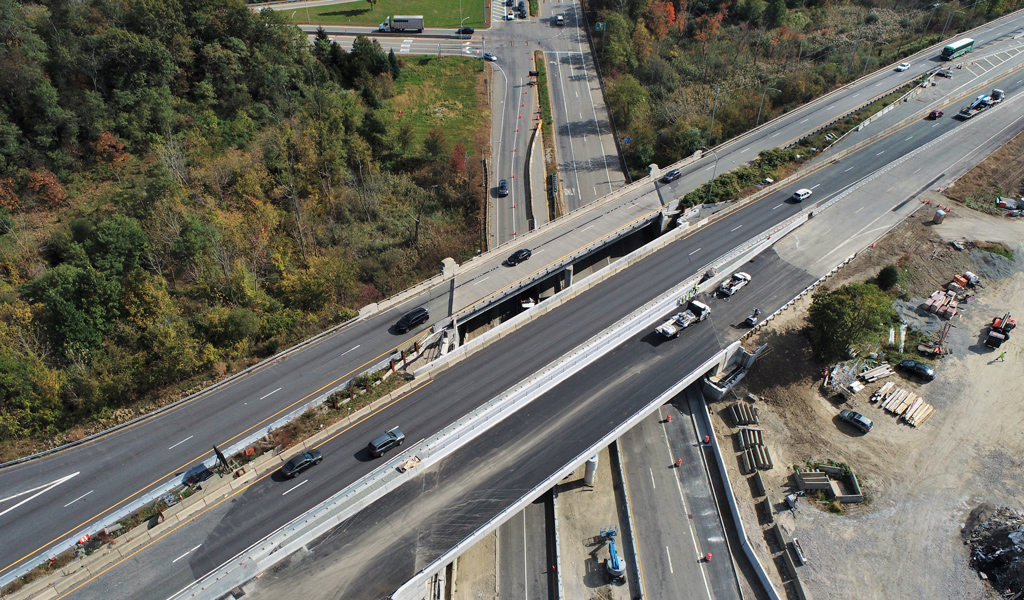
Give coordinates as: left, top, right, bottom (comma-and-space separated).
898, 359, 936, 382
282, 449, 322, 478
497, 179, 509, 197
483, 52, 497, 62
395, 306, 429, 333
368, 427, 406, 457
839, 409, 873, 433
661, 168, 682, 183
505, 0, 513, 5
456, 27, 474, 35
506, 248, 532, 266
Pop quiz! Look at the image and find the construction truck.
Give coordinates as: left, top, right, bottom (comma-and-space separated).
718, 272, 752, 296
985, 312, 1015, 348
655, 300, 711, 338
378, 15, 424, 33
958, 89, 1004, 119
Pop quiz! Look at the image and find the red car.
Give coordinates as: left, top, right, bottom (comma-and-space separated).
929, 110, 944, 119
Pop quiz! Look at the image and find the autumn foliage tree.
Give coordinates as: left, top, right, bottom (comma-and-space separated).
27, 172, 67, 207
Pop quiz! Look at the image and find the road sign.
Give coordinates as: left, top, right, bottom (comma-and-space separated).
595, 22, 605, 31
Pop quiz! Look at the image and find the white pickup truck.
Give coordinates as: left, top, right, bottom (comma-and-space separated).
718, 272, 752, 296
655, 300, 711, 338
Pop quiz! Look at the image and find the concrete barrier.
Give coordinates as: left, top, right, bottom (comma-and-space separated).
611, 440, 645, 599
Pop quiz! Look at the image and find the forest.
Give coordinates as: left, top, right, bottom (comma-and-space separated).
588, 0, 1024, 178
0, 0, 486, 453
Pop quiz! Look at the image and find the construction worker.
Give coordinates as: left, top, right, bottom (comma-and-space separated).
997, 351, 1006, 361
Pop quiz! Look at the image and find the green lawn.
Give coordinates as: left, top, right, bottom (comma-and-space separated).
387, 56, 487, 157
290, 0, 488, 29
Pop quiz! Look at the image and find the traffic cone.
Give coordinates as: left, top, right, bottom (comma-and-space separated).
675, 458, 683, 468
705, 553, 713, 562
666, 414, 672, 423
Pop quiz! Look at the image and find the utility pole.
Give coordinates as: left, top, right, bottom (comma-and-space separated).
702, 146, 721, 205
847, 26, 863, 77
924, 3, 940, 36
756, 86, 781, 127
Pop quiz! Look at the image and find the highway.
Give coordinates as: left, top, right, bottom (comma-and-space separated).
5, 9, 1024, 596
496, 495, 554, 600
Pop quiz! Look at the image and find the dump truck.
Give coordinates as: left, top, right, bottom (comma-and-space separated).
378, 15, 424, 33
655, 300, 711, 338
958, 89, 1004, 119
718, 272, 752, 296
985, 312, 1015, 348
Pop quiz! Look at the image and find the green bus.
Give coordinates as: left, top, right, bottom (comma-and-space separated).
941, 38, 974, 60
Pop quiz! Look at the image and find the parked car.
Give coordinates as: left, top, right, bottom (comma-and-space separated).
556, 14, 565, 26
456, 27, 475, 35
898, 359, 936, 381
483, 52, 497, 62
395, 306, 429, 333
928, 110, 944, 119
505, 0, 513, 5
839, 409, 873, 433
506, 248, 532, 265
660, 168, 682, 183
368, 427, 405, 457
282, 449, 322, 477
896, 62, 911, 72
936, 69, 953, 79
507, 11, 515, 20
497, 179, 509, 197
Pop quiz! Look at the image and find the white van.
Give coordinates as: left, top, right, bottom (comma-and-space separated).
556, 14, 565, 25
792, 188, 812, 202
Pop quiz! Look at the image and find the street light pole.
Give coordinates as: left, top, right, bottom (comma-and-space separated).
707, 87, 720, 148
461, 16, 470, 38
701, 146, 720, 205
756, 87, 781, 127
924, 3, 940, 35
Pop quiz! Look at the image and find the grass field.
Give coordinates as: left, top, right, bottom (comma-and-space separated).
387, 56, 487, 158
291, 0, 488, 29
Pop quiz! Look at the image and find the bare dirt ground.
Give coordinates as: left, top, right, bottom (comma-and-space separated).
945, 127, 1024, 213
712, 205, 1024, 599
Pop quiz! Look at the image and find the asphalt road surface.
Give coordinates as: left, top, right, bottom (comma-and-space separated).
6, 10, 1024, 593
497, 494, 555, 600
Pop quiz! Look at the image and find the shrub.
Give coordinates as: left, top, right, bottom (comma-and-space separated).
877, 265, 899, 290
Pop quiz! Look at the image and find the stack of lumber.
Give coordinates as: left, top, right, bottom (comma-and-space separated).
860, 363, 894, 382
729, 402, 759, 426
923, 290, 959, 319
869, 381, 895, 403
875, 385, 937, 427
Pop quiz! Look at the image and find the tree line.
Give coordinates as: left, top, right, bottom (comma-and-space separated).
0, 0, 483, 448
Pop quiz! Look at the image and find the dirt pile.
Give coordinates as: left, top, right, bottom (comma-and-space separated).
964, 504, 1024, 595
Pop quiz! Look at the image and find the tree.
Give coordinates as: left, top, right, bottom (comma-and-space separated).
388, 48, 401, 80
877, 265, 900, 290
807, 283, 898, 362
86, 215, 151, 277
19, 264, 122, 357
764, 0, 787, 29
606, 74, 650, 129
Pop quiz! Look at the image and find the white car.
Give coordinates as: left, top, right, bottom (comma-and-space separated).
507, 11, 515, 20
896, 62, 910, 72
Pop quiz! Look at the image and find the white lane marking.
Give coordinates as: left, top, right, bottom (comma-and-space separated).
172, 544, 203, 563
522, 511, 529, 598
666, 546, 674, 574
260, 387, 282, 400
876, 150, 885, 156
581, 225, 594, 231
905, 136, 913, 141
705, 164, 715, 171
821, 228, 832, 236
825, 104, 834, 110
689, 248, 702, 256
773, 203, 784, 210
576, 90, 578, 98
650, 467, 656, 489
799, 118, 809, 123
852, 93, 860, 98
810, 184, 820, 189
474, 276, 490, 285
64, 490, 93, 508
739, 146, 750, 153
932, 123, 939, 127
845, 167, 854, 172
168, 436, 194, 450
771, 131, 782, 137
660, 421, 712, 598
855, 206, 865, 213
340, 345, 360, 356
0, 473, 80, 518
875, 81, 885, 86
731, 225, 742, 232
282, 480, 308, 495
913, 167, 922, 174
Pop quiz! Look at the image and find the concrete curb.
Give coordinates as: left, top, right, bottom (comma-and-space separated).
551, 485, 564, 600
610, 440, 644, 599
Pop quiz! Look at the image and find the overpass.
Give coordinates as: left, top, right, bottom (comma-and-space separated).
4, 10, 1024, 596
